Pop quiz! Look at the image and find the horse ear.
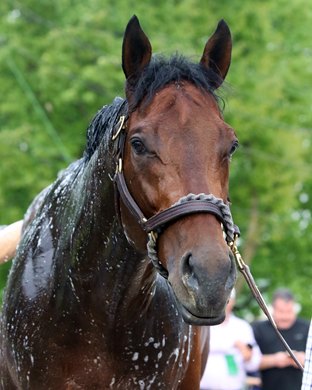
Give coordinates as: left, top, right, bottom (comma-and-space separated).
200, 20, 232, 88
122, 15, 152, 82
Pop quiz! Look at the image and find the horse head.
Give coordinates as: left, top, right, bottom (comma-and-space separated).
116, 16, 238, 326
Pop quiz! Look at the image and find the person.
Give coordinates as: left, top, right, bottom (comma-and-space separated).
252, 288, 309, 390
0, 183, 51, 264
301, 319, 312, 389
0, 220, 23, 263
200, 289, 262, 390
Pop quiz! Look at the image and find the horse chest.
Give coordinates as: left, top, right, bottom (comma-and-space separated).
6, 302, 193, 389
100, 339, 191, 389
94, 317, 193, 388
33, 330, 192, 389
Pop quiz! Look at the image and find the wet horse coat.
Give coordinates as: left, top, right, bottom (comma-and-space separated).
0, 16, 238, 389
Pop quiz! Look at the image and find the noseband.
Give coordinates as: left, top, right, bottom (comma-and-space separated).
112, 115, 236, 277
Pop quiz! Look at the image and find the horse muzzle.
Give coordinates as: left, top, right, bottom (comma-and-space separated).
167, 242, 237, 326
176, 301, 226, 326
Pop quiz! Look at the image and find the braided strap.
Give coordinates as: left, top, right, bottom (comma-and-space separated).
172, 193, 234, 242
147, 193, 235, 277
147, 233, 168, 278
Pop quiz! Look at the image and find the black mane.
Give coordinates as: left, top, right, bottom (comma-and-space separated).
84, 54, 222, 160
129, 54, 222, 111
84, 97, 127, 160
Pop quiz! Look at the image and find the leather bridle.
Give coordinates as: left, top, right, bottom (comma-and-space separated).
112, 113, 303, 371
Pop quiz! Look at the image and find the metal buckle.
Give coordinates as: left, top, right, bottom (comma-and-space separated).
115, 158, 123, 175
148, 231, 158, 244
112, 115, 126, 141
229, 233, 244, 270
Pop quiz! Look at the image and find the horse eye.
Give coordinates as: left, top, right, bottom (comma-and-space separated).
229, 141, 239, 156
130, 138, 147, 155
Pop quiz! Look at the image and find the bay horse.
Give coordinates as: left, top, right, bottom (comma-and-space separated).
0, 16, 238, 389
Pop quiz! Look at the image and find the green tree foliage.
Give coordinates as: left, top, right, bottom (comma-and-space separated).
1, 0, 312, 317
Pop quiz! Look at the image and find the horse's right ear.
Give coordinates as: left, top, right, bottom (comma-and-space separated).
200, 20, 232, 89
122, 16, 152, 84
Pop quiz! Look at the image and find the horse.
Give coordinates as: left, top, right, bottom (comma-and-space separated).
0, 15, 238, 389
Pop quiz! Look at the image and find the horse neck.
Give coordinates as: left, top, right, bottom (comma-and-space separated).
54, 144, 156, 323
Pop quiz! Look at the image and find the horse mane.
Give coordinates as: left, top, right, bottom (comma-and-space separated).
129, 54, 223, 111
84, 97, 127, 161
84, 54, 223, 160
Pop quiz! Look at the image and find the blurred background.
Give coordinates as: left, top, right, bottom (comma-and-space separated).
1, 0, 312, 318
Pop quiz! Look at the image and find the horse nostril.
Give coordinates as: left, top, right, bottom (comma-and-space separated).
181, 253, 199, 292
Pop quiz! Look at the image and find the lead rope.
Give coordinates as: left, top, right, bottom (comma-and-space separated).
147, 194, 303, 370
229, 235, 304, 371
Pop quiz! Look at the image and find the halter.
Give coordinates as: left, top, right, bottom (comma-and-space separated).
112, 115, 236, 277
112, 114, 303, 371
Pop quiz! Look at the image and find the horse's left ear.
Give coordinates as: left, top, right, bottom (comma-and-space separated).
122, 15, 152, 83
200, 20, 232, 88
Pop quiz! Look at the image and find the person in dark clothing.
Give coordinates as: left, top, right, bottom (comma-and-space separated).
252, 288, 309, 390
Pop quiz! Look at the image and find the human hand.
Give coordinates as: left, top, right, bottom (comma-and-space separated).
290, 351, 305, 368
234, 340, 252, 361
273, 351, 294, 368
